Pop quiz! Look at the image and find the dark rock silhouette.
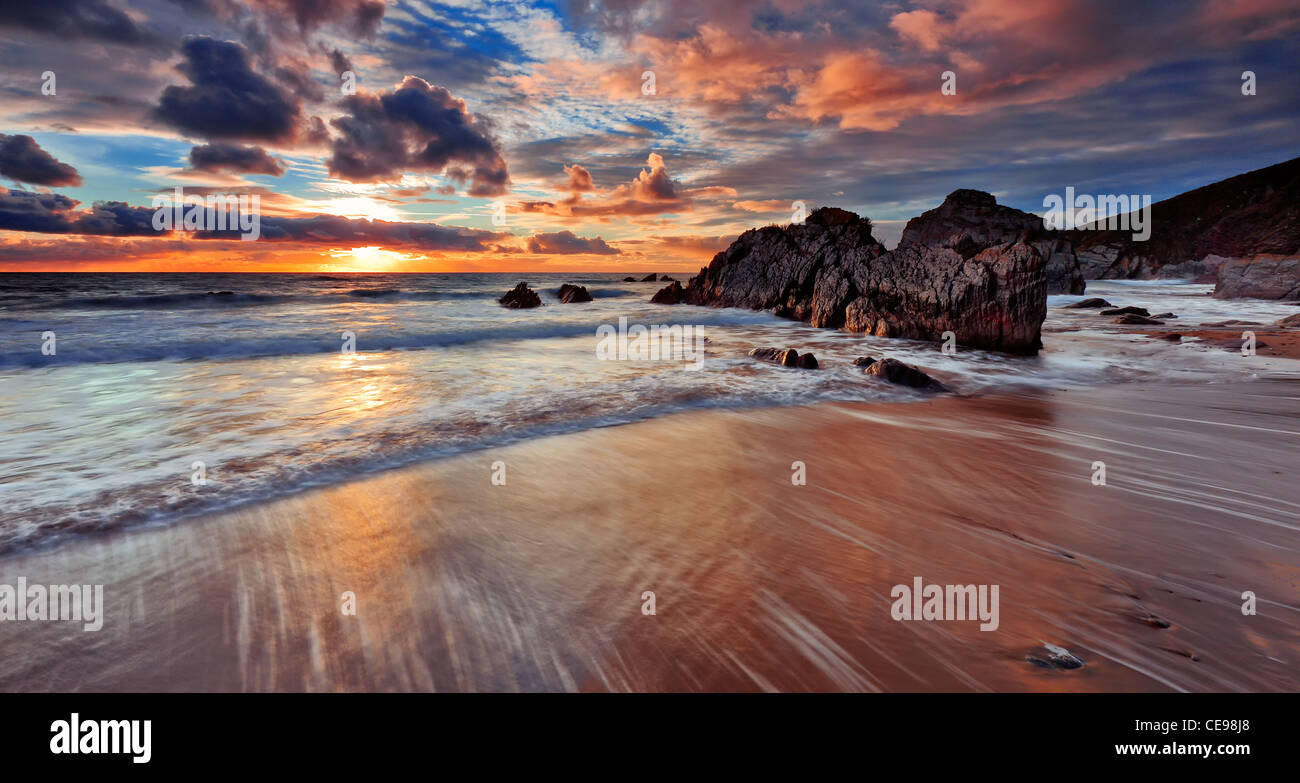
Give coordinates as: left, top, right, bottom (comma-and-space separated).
499, 282, 542, 309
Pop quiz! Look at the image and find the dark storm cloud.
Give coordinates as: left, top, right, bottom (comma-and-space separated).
525, 231, 619, 255
0, 0, 157, 44
327, 76, 510, 195
0, 188, 503, 251
0, 135, 83, 187
0, 190, 155, 235
188, 143, 285, 175
154, 37, 301, 142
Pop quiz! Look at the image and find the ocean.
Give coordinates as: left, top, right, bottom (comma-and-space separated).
0, 272, 1294, 553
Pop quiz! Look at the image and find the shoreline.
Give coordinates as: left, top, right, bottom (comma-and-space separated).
2, 376, 1297, 692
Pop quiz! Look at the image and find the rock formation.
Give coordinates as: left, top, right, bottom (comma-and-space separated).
499, 282, 542, 309
1213, 255, 1300, 300
684, 202, 1050, 354
557, 283, 593, 303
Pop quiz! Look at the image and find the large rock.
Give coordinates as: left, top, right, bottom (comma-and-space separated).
1212, 255, 1300, 300
899, 189, 1085, 295
650, 281, 685, 304
557, 283, 593, 303
684, 202, 1049, 354
499, 282, 542, 309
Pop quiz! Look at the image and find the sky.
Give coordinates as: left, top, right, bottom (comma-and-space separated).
0, 0, 1297, 273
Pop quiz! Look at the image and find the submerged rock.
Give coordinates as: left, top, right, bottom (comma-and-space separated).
557, 283, 593, 303
1026, 643, 1085, 670
748, 347, 819, 369
499, 282, 542, 309
1113, 314, 1165, 325
1100, 306, 1150, 316
864, 357, 945, 390
1064, 297, 1112, 308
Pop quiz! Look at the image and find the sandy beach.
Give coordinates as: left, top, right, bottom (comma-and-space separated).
2, 372, 1297, 692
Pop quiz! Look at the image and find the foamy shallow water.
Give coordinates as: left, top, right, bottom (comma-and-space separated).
1, 272, 1296, 552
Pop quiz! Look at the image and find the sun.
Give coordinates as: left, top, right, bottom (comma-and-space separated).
326, 246, 410, 270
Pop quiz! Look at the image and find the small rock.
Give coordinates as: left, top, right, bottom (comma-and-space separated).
748, 347, 820, 369
1100, 306, 1150, 316
557, 283, 593, 303
852, 356, 877, 367
864, 357, 945, 389
1064, 297, 1112, 309
1151, 312, 1176, 319
1155, 333, 1182, 341
1113, 314, 1165, 325
622, 276, 637, 282
1026, 643, 1085, 670
639, 273, 658, 282
499, 282, 542, 309
650, 281, 685, 304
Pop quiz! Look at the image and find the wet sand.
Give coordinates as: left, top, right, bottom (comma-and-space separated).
2, 376, 1298, 692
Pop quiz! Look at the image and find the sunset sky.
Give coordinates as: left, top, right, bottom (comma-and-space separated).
0, 0, 1297, 272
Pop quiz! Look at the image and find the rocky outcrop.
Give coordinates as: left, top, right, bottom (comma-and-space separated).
650, 281, 685, 304
1070, 156, 1300, 280
1212, 255, 1300, 300
499, 282, 542, 309
684, 202, 1049, 354
899, 189, 1085, 295
748, 347, 819, 369
864, 358, 945, 390
557, 283, 593, 303
640, 273, 658, 282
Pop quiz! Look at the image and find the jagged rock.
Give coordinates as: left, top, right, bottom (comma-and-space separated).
898, 189, 1085, 294
864, 357, 945, 389
748, 347, 819, 369
650, 281, 685, 304
499, 282, 542, 309
557, 283, 593, 303
1113, 314, 1165, 324
1213, 255, 1300, 300
852, 356, 876, 367
1100, 306, 1150, 316
685, 201, 1049, 354
640, 273, 658, 282
1064, 298, 1112, 308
